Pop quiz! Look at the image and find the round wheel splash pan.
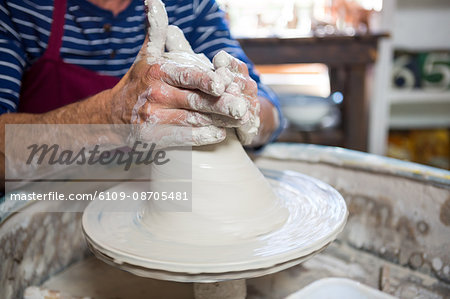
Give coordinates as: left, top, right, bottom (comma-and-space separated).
82, 169, 348, 282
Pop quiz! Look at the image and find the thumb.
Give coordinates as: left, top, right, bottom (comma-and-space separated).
213, 50, 249, 76
145, 0, 168, 58
136, 33, 150, 59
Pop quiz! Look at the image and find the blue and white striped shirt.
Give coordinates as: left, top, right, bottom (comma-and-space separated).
0, 0, 281, 133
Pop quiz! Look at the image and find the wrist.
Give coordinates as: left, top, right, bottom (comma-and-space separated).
252, 96, 277, 146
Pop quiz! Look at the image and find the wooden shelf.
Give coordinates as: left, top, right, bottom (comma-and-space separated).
389, 115, 450, 129
388, 90, 450, 129
389, 90, 450, 104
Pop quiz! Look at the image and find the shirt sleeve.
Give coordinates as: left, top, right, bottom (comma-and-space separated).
189, 0, 285, 142
0, 2, 26, 114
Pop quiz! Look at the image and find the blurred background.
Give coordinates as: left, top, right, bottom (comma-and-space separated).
217, 0, 450, 170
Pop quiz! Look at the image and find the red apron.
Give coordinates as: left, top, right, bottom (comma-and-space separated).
18, 0, 121, 114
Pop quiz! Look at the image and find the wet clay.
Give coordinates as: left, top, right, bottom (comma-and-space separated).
82, 0, 347, 283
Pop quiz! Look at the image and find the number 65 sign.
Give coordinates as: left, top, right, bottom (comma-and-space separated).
392, 50, 450, 90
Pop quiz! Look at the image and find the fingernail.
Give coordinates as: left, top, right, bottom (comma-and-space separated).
225, 96, 248, 119
216, 67, 234, 87
193, 126, 226, 146
213, 50, 232, 69
209, 72, 225, 96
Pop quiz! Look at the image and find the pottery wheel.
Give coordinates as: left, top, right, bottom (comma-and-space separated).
82, 169, 347, 282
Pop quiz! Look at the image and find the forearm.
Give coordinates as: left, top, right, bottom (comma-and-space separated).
0, 89, 114, 182
1, 89, 112, 125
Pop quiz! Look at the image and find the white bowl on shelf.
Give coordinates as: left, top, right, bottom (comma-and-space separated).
279, 92, 342, 131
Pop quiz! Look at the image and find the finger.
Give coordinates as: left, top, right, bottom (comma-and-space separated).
175, 89, 248, 119
211, 112, 249, 127
236, 97, 261, 146
151, 109, 213, 126
135, 124, 226, 147
135, 34, 150, 63
163, 52, 214, 73
223, 81, 252, 120
147, 78, 248, 119
191, 126, 226, 146
133, 90, 246, 127
165, 25, 215, 75
215, 67, 234, 88
225, 82, 242, 96
230, 73, 258, 98
213, 50, 249, 75
214, 57, 256, 96
224, 81, 255, 127
152, 82, 248, 119
158, 62, 226, 96
145, 0, 168, 58
186, 91, 248, 119
166, 25, 194, 53
150, 109, 246, 127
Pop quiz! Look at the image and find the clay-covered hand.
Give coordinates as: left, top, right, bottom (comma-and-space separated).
213, 51, 260, 145
107, 0, 249, 147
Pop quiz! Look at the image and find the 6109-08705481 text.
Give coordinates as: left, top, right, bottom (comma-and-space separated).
9, 191, 190, 201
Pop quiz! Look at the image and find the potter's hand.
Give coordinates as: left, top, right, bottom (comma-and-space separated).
107, 0, 250, 147
213, 51, 260, 145
108, 42, 247, 147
